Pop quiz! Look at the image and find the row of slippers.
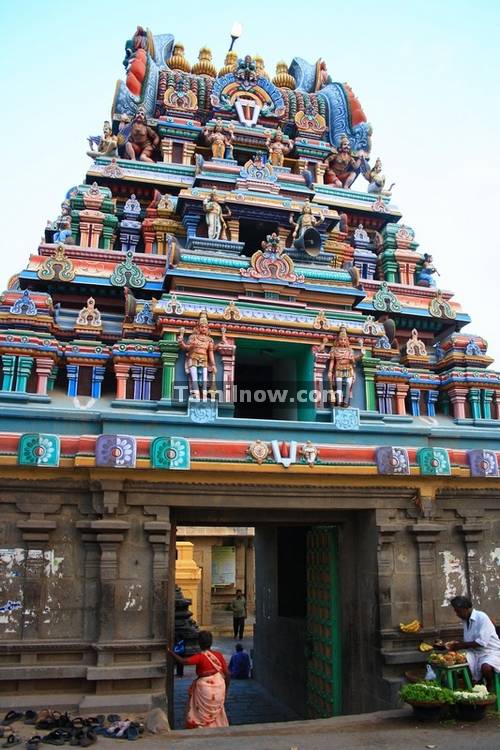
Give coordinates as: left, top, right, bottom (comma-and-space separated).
1, 723, 143, 749
0, 714, 130, 733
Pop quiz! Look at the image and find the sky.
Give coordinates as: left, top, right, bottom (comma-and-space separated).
0, 0, 499, 359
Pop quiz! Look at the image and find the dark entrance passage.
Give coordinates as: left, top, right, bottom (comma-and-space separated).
170, 510, 365, 729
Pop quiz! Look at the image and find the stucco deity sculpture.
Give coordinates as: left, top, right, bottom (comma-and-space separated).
416, 253, 439, 287
177, 313, 218, 400
203, 189, 231, 240
87, 121, 118, 159
327, 326, 363, 407
203, 118, 235, 160
125, 107, 159, 162
289, 201, 324, 243
323, 135, 364, 189
363, 158, 395, 196
266, 129, 294, 167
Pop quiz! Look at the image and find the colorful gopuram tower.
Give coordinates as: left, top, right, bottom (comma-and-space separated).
1, 25, 499, 718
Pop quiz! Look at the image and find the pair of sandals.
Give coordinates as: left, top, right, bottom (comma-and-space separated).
102, 722, 140, 741
1, 736, 21, 748
0, 715, 23, 728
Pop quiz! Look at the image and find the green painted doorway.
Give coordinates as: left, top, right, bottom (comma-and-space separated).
306, 526, 342, 718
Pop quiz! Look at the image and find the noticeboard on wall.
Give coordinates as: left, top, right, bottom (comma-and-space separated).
211, 546, 235, 586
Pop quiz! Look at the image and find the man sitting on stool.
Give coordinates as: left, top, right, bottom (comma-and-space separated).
447, 595, 500, 690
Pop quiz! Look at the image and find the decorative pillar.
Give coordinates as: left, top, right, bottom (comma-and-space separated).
1, 354, 16, 391
235, 539, 246, 593
426, 389, 438, 417
362, 355, 378, 411
278, 225, 291, 249
376, 382, 385, 413
493, 392, 500, 420
35, 357, 54, 396
142, 222, 156, 254
297, 157, 308, 174
144, 514, 171, 640
131, 365, 144, 400
161, 138, 174, 163
312, 344, 329, 408
245, 540, 255, 616
119, 222, 141, 254
159, 335, 179, 401
91, 365, 106, 399
410, 522, 445, 630
114, 362, 130, 400
448, 387, 468, 419
468, 388, 481, 420
102, 216, 117, 250
66, 363, 80, 397
92, 519, 130, 650
182, 143, 196, 166
315, 161, 326, 183
48, 365, 58, 392
16, 356, 34, 392
175, 542, 202, 622
459, 522, 484, 598
394, 250, 418, 286
225, 218, 240, 243
482, 389, 494, 420
410, 388, 421, 416
395, 383, 409, 415
217, 337, 236, 403
182, 214, 200, 242
376, 525, 399, 631
79, 210, 104, 248
143, 366, 156, 401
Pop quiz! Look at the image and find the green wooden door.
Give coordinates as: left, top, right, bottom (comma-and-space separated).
306, 526, 341, 718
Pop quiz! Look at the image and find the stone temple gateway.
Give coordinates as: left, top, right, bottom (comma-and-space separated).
0, 25, 499, 719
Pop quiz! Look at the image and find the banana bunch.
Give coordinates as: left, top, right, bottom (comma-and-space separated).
399, 619, 421, 633
419, 642, 433, 652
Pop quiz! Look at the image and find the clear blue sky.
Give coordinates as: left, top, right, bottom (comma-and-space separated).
1, 0, 499, 358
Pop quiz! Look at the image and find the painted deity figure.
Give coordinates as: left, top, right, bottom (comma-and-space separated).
177, 314, 217, 400
266, 129, 294, 167
323, 135, 364, 189
289, 201, 324, 243
363, 158, 395, 196
416, 253, 439, 287
125, 107, 160, 162
87, 121, 118, 159
203, 118, 235, 160
203, 189, 231, 240
327, 326, 363, 407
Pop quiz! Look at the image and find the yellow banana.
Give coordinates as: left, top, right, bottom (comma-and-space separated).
399, 619, 422, 633
419, 642, 433, 652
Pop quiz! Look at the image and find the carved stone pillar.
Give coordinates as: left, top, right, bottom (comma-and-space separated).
376, 525, 399, 631
315, 161, 326, 183
16, 356, 34, 393
395, 383, 409, 415
410, 522, 445, 629
79, 210, 104, 248
312, 344, 329, 407
114, 362, 130, 400
217, 337, 236, 403
278, 225, 291, 249
91, 365, 106, 399
144, 511, 171, 640
161, 138, 173, 163
459, 521, 484, 598
1, 354, 16, 391
35, 357, 53, 396
245, 539, 255, 615
182, 143, 195, 166
226, 218, 239, 242
235, 539, 245, 593
448, 387, 468, 419
92, 519, 130, 651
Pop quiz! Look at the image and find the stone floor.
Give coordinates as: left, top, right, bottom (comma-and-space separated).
173, 632, 300, 729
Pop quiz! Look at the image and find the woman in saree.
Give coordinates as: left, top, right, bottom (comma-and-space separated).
168, 630, 230, 729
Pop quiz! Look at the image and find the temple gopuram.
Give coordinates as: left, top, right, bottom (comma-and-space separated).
1, 25, 499, 720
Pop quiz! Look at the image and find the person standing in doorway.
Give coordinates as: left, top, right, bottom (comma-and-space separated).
231, 589, 247, 640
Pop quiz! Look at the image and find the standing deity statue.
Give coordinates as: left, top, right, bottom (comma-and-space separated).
87, 121, 118, 159
323, 134, 364, 189
177, 313, 218, 400
125, 107, 160, 162
266, 128, 294, 167
203, 189, 231, 240
327, 326, 363, 407
203, 118, 235, 160
363, 157, 395, 196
